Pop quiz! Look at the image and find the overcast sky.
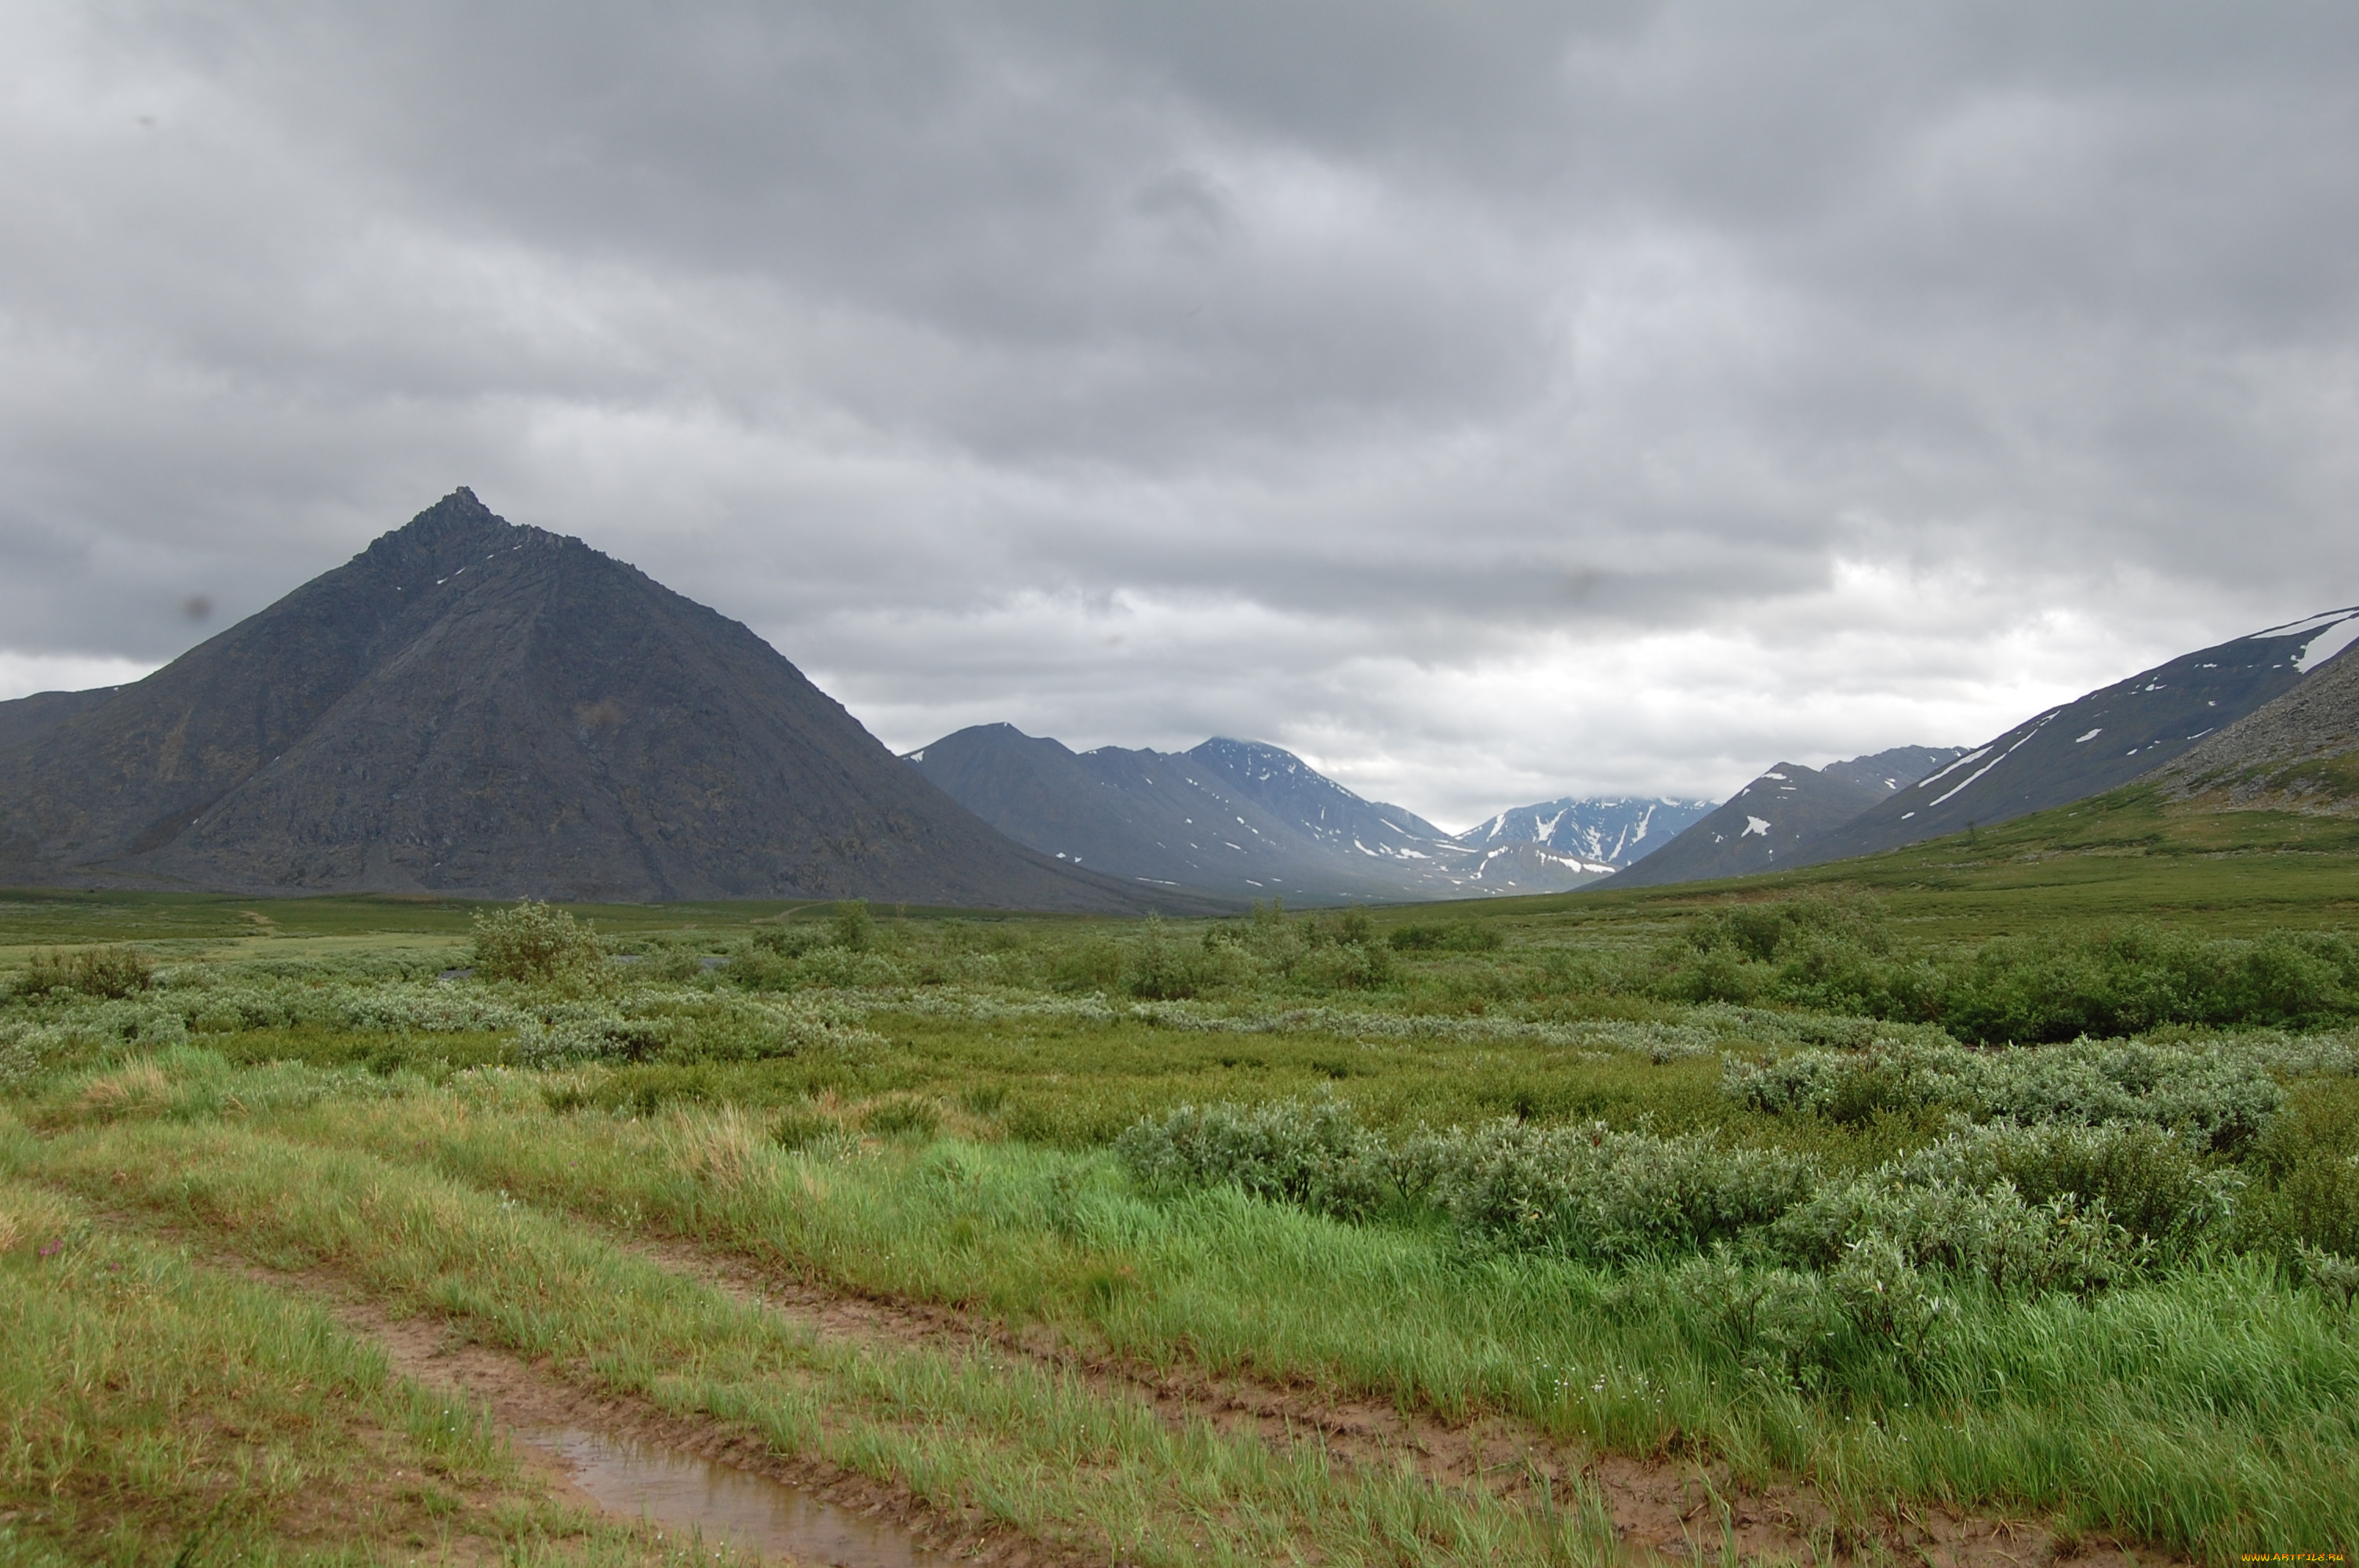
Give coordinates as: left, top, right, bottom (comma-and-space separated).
3, 2, 2354, 830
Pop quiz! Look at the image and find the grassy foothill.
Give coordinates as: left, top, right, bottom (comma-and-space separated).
4, 797, 2358, 1563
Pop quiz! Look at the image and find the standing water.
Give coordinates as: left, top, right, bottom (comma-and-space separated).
522, 1428, 947, 1566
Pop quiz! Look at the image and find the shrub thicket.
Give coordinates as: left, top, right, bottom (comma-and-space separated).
20, 946, 154, 1000
1641, 897, 2359, 1040
1724, 1034, 2284, 1150
1114, 1094, 2335, 1296
470, 901, 605, 985
1389, 921, 1503, 953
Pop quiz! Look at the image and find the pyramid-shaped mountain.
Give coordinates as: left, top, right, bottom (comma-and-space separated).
0, 490, 1142, 908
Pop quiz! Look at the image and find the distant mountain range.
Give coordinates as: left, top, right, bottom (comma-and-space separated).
906, 725, 1703, 903
7, 488, 2349, 909
1613, 607, 2359, 886
0, 490, 1146, 909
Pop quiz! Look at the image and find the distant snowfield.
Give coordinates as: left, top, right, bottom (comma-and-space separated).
0, 650, 157, 702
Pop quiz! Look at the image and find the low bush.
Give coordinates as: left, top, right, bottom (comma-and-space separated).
1405, 1118, 1818, 1262
1638, 898, 2359, 1040
1725, 1034, 2284, 1150
19, 946, 154, 1000
863, 1097, 943, 1140
470, 901, 605, 985
1389, 921, 1504, 953
1115, 1095, 1392, 1221
1118, 1094, 2273, 1295
830, 900, 878, 953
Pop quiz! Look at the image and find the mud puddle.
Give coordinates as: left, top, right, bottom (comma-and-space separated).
522, 1428, 944, 1566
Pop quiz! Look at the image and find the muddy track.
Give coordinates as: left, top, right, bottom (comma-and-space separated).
78, 1189, 2162, 1568
265, 1265, 1091, 1567
616, 1228, 2161, 1568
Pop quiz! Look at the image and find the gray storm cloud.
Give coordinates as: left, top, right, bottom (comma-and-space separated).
2, 2, 2353, 827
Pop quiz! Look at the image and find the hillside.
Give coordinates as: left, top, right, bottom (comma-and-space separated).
0, 490, 1140, 909
906, 725, 1613, 902
2145, 641, 2359, 814
1606, 746, 1965, 889
1800, 608, 2359, 864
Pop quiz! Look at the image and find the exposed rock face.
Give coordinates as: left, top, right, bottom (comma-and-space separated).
2143, 641, 2359, 815
0, 490, 1140, 909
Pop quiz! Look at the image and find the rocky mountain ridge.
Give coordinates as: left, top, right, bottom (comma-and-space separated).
0, 490, 1144, 909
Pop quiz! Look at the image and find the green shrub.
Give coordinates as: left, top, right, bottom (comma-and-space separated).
1292, 938, 1394, 993
1115, 1095, 1392, 1221
1408, 1118, 1818, 1262
829, 900, 877, 953
1049, 937, 1125, 994
750, 924, 829, 958
1895, 1120, 2235, 1246
1124, 916, 1239, 1000
20, 946, 154, 1000
1637, 898, 2359, 1038
470, 901, 605, 985
1307, 909, 1377, 947
1769, 1176, 2147, 1297
1389, 921, 1503, 953
1725, 1035, 2284, 1150
1943, 926, 2359, 1043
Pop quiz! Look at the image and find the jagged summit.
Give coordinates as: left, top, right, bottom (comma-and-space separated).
0, 491, 1140, 908
1456, 797, 1714, 867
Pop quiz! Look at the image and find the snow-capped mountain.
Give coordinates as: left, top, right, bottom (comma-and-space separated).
2145, 627, 2359, 812
905, 726, 1618, 902
1801, 608, 2359, 866
1453, 797, 1714, 867
1606, 746, 1968, 888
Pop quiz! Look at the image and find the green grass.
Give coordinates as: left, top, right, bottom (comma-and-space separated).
5, 802, 2359, 1563
5, 1107, 1627, 1568
0, 1174, 726, 1566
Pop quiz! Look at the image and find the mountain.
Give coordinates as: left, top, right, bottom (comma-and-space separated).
2144, 636, 2359, 814
1800, 608, 2359, 866
1453, 797, 1715, 868
0, 489, 1143, 909
1607, 746, 1966, 887
1604, 762, 1887, 887
0, 688, 116, 756
905, 725, 1616, 902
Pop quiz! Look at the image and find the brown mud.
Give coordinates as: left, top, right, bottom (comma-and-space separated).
616, 1231, 2163, 1568
269, 1269, 1083, 1567
85, 1196, 2165, 1568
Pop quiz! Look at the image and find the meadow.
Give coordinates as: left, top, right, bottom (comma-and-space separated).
3, 788, 2357, 1565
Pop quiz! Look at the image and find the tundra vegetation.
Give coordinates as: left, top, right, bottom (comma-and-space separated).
4, 792, 2359, 1563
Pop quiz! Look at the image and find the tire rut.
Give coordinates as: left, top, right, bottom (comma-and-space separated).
616, 1228, 2165, 1568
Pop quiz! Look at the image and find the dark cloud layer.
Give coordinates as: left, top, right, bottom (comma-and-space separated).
3, 2, 2354, 826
